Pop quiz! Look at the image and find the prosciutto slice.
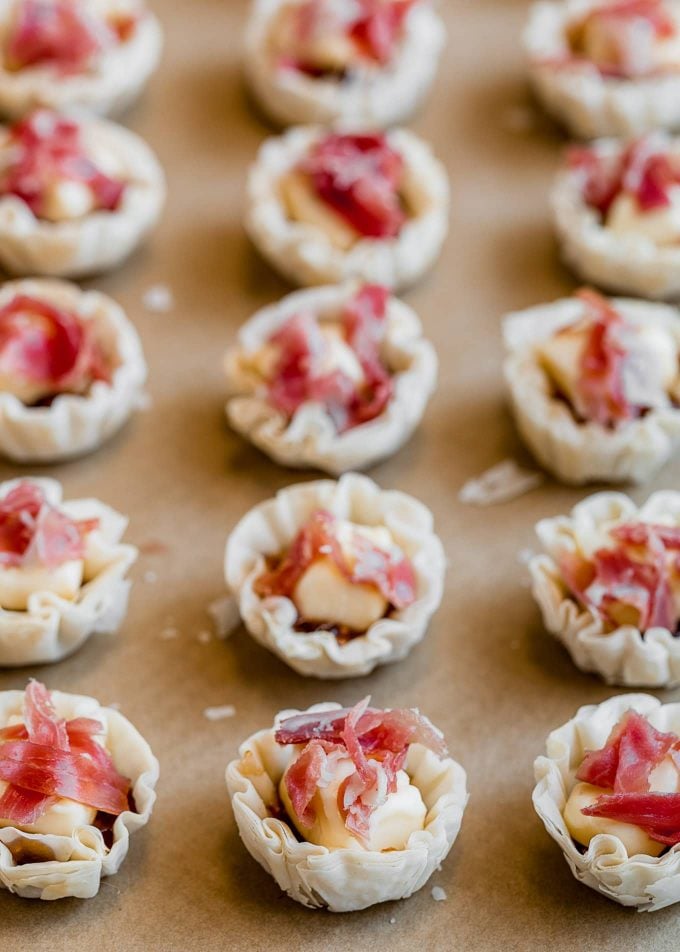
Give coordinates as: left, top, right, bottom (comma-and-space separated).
254, 508, 416, 611
277, 697, 445, 842
569, 137, 680, 216
349, 0, 417, 64
0, 680, 130, 826
0, 292, 110, 400
570, 289, 639, 428
0, 480, 98, 570
267, 284, 393, 431
0, 110, 126, 218
303, 133, 406, 239
4, 0, 116, 74
559, 519, 680, 632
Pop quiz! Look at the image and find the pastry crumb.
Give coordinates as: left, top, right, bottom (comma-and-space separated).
208, 595, 240, 640
160, 626, 179, 640
197, 630, 211, 645
459, 459, 544, 506
143, 283, 174, 313
431, 886, 447, 902
389, 917, 396, 925
204, 704, 236, 721
517, 547, 535, 565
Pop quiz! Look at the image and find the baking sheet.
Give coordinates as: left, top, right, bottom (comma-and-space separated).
3, 0, 680, 949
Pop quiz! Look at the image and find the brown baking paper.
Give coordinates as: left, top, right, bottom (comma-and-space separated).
3, 0, 680, 949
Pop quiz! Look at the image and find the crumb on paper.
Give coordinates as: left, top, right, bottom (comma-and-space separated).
160, 626, 179, 640
431, 886, 447, 902
208, 595, 240, 640
389, 917, 396, 925
459, 459, 544, 507
134, 391, 153, 412
144, 570, 158, 584
143, 283, 174, 314
501, 104, 535, 134
197, 630, 211, 645
203, 704, 236, 721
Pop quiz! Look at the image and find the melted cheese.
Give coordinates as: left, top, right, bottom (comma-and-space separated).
279, 753, 426, 851
279, 169, 359, 250
0, 559, 84, 611
292, 520, 396, 631
41, 180, 95, 222
564, 755, 680, 856
607, 188, 680, 246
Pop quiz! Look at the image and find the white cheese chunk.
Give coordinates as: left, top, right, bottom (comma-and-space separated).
280, 169, 360, 251
41, 180, 95, 222
0, 781, 97, 836
607, 187, 680, 246
538, 324, 587, 412
293, 556, 388, 631
279, 753, 426, 851
0, 559, 83, 611
317, 323, 365, 384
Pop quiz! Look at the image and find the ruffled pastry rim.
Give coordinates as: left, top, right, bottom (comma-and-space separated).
224, 472, 446, 679
0, 4, 163, 119
524, 0, 680, 138
244, 0, 446, 129
552, 135, 680, 300
224, 283, 438, 475
0, 278, 147, 462
530, 490, 680, 687
503, 295, 680, 485
0, 117, 165, 278
533, 692, 680, 911
0, 687, 158, 901
225, 701, 468, 912
245, 124, 450, 291
0, 476, 138, 667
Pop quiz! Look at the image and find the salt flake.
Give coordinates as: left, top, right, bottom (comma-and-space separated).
459, 459, 544, 507
431, 886, 447, 902
208, 595, 240, 640
203, 704, 236, 721
143, 283, 174, 314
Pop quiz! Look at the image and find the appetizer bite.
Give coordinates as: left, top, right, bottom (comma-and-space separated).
0, 476, 137, 666
0, 679, 158, 900
534, 693, 680, 910
246, 126, 449, 290
226, 698, 467, 911
225, 473, 445, 678
552, 133, 680, 299
503, 288, 680, 484
530, 490, 680, 686
0, 109, 165, 277
0, 0, 162, 118
244, 0, 446, 129
525, 0, 680, 137
0, 278, 146, 461
224, 283, 437, 474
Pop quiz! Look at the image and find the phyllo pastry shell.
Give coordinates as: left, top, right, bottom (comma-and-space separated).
0, 109, 165, 278
0, 680, 158, 900
226, 699, 467, 912
534, 692, 680, 910
224, 472, 445, 678
245, 125, 449, 290
0, 476, 137, 666
503, 289, 680, 485
524, 0, 680, 138
0, 0, 163, 119
530, 490, 680, 687
552, 133, 680, 299
224, 282, 437, 474
244, 0, 446, 129
0, 278, 146, 462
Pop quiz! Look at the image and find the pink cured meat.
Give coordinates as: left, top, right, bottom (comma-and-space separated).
303, 133, 406, 239
582, 792, 680, 844
253, 508, 416, 613
0, 679, 130, 824
0, 480, 98, 570
267, 284, 393, 432
277, 698, 445, 844
568, 137, 680, 216
0, 111, 125, 218
4, 0, 114, 74
577, 710, 677, 791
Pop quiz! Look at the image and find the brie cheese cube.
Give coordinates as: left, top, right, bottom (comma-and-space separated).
279, 755, 426, 851
280, 170, 359, 250
317, 323, 365, 384
0, 780, 97, 836
293, 556, 388, 631
41, 180, 95, 222
607, 188, 680, 246
0, 368, 52, 405
0, 559, 84, 611
538, 324, 587, 411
